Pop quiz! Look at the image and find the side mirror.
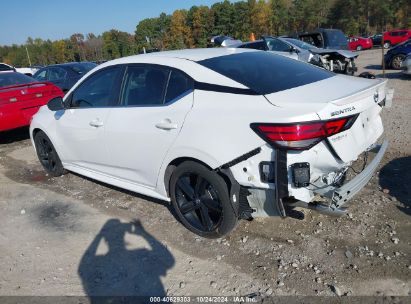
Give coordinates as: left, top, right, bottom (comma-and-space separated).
291, 46, 299, 54
47, 96, 65, 111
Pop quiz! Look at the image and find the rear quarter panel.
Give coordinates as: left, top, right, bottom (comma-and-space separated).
155, 90, 320, 196
166, 90, 320, 168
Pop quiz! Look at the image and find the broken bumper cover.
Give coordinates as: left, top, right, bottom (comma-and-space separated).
314, 140, 388, 209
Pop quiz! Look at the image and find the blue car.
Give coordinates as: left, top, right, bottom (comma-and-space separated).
384, 39, 411, 69
33, 62, 97, 93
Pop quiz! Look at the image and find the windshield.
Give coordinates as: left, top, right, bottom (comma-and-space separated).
0, 72, 36, 88
70, 62, 97, 75
283, 38, 317, 50
198, 52, 334, 95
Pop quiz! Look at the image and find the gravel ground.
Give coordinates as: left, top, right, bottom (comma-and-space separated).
0, 48, 410, 300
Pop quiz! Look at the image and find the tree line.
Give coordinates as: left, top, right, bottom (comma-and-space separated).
1, 0, 409, 67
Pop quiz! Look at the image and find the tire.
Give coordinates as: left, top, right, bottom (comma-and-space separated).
383, 41, 391, 49
356, 45, 363, 51
170, 161, 238, 238
34, 130, 66, 177
391, 54, 405, 70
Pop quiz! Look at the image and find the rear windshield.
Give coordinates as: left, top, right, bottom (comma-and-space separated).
0, 72, 36, 88
198, 52, 334, 95
70, 62, 97, 74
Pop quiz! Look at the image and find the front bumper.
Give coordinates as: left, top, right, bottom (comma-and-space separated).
314, 140, 388, 210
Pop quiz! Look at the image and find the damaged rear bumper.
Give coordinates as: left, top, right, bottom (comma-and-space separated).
235, 141, 388, 218
301, 140, 388, 215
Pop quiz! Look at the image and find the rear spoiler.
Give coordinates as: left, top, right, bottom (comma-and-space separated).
0, 81, 51, 92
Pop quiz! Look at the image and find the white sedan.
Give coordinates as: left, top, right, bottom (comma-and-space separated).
30, 48, 391, 238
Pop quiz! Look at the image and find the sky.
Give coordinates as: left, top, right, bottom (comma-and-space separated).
0, 0, 227, 46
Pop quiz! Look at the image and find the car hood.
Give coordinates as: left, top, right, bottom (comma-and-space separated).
310, 48, 358, 58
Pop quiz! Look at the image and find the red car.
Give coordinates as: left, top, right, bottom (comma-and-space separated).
348, 36, 373, 51
0, 72, 63, 132
383, 29, 411, 49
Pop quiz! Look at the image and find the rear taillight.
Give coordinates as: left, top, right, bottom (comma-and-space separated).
251, 115, 358, 150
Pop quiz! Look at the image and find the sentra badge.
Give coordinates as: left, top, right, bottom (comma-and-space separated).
330, 106, 355, 117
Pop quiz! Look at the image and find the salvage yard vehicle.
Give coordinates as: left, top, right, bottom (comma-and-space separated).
33, 62, 97, 93
384, 39, 411, 69
348, 36, 373, 51
237, 36, 302, 61
297, 28, 349, 50
30, 48, 392, 238
369, 34, 382, 46
383, 29, 411, 49
0, 72, 63, 132
281, 37, 358, 75
0, 63, 16, 72
214, 35, 358, 75
0, 63, 38, 76
15, 67, 39, 77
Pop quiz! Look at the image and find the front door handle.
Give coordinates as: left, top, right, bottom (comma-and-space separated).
89, 119, 104, 128
155, 119, 178, 130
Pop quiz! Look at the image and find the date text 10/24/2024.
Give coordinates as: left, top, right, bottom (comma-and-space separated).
149, 296, 258, 303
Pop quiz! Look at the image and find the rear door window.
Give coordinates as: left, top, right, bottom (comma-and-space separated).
48, 67, 67, 81
121, 65, 169, 106
164, 70, 193, 104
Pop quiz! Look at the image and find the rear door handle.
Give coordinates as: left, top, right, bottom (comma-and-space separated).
155, 119, 178, 130
89, 119, 104, 128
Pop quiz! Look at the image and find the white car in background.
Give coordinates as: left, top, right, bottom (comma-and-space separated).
0, 63, 16, 72
15, 67, 39, 76
0, 63, 38, 76
30, 48, 391, 238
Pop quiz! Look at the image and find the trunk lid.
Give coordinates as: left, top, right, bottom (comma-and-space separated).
264, 75, 388, 162
0, 82, 58, 105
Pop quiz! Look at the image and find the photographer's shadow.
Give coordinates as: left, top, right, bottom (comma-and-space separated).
78, 219, 175, 299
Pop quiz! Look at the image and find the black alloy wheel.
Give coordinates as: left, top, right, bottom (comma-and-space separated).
34, 131, 66, 176
170, 161, 238, 238
175, 172, 223, 232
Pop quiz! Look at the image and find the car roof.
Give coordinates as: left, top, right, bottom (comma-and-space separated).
66, 48, 260, 96
387, 29, 411, 33
239, 40, 264, 46
112, 47, 258, 63
45, 62, 95, 68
